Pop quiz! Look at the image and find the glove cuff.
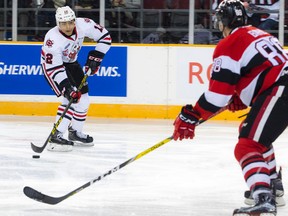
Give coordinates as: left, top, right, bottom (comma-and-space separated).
182, 105, 200, 118
59, 79, 71, 92
180, 104, 200, 124
89, 50, 105, 59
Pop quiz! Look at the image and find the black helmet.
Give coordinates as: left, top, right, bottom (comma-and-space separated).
214, 0, 247, 29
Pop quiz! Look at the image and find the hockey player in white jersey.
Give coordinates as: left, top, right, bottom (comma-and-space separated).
41, 6, 111, 152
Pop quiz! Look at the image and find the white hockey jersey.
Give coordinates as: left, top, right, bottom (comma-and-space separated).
41, 17, 111, 96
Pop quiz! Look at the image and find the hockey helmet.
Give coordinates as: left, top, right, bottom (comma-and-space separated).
214, 0, 247, 30
55, 6, 76, 25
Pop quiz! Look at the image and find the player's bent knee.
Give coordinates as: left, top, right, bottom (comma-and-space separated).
234, 138, 269, 162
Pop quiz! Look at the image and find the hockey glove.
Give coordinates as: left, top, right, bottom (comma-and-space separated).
228, 94, 247, 112
173, 105, 200, 141
85, 50, 105, 76
59, 79, 81, 103
64, 87, 81, 103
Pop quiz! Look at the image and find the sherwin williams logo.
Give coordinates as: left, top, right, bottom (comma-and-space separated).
0, 62, 121, 77
96, 66, 120, 77
0, 62, 42, 75
0, 44, 127, 96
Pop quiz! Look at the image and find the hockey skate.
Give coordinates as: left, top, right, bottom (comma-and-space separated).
68, 127, 94, 146
47, 130, 73, 152
234, 192, 277, 216
244, 168, 285, 207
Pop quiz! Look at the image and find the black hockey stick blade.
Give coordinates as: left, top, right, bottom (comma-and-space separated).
30, 142, 47, 153
30, 120, 66, 153
23, 186, 65, 205
23, 136, 173, 205
31, 132, 53, 153
24, 103, 229, 204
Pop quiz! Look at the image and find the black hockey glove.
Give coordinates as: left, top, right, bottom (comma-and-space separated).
85, 50, 105, 76
59, 79, 81, 103
64, 86, 81, 103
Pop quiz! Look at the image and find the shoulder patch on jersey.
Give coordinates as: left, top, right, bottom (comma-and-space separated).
46, 39, 54, 48
84, 18, 91, 23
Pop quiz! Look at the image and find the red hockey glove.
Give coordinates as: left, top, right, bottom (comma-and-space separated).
85, 50, 105, 76
59, 79, 81, 103
228, 94, 247, 112
173, 105, 200, 141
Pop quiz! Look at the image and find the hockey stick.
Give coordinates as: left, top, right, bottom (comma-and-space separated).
31, 73, 89, 153
24, 136, 173, 204
23, 105, 228, 205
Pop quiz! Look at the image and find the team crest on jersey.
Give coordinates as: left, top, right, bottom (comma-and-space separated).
46, 39, 54, 48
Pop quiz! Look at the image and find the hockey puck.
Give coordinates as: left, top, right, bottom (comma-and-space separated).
32, 155, 40, 159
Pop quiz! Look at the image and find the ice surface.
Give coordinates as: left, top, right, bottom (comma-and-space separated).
0, 115, 287, 216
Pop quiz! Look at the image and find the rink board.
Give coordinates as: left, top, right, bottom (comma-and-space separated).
0, 101, 249, 120
0, 42, 259, 120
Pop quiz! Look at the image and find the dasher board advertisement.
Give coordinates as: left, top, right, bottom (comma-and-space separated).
0, 44, 127, 97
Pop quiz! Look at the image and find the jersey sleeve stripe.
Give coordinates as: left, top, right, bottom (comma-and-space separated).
204, 91, 231, 107
194, 94, 223, 119
99, 41, 112, 46
46, 65, 65, 72
212, 68, 241, 85
209, 79, 236, 95
98, 32, 112, 45
217, 55, 241, 75
42, 64, 62, 96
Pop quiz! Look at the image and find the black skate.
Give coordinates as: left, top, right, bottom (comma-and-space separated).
244, 168, 285, 207
47, 130, 73, 152
68, 127, 94, 146
271, 167, 284, 198
234, 192, 277, 216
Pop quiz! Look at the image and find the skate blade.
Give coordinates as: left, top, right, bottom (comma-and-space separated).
233, 213, 276, 216
47, 143, 73, 152
245, 196, 286, 207
73, 141, 94, 147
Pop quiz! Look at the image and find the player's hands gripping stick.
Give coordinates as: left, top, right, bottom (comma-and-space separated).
228, 94, 247, 112
63, 86, 81, 103
173, 105, 200, 141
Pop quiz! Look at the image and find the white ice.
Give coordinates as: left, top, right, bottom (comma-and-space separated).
0, 115, 288, 216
